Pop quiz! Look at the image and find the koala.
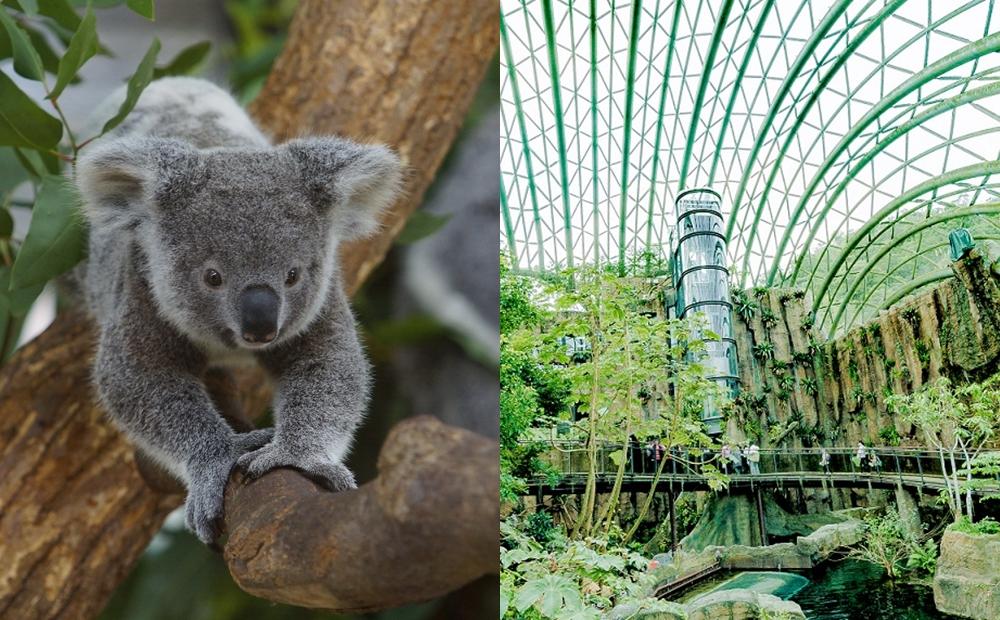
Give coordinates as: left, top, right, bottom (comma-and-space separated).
74, 77, 403, 544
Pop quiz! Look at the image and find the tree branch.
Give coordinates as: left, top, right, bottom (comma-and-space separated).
0, 0, 498, 617
224, 416, 499, 612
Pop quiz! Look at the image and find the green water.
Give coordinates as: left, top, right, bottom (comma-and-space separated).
675, 561, 958, 618
791, 560, 960, 619
711, 571, 810, 599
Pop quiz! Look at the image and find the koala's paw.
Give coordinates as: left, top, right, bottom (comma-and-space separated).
236, 443, 357, 492
184, 457, 237, 546
232, 427, 275, 452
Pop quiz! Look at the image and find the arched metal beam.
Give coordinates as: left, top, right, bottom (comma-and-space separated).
723, 0, 852, 245
843, 233, 1000, 328
878, 271, 954, 312
677, 0, 734, 190
499, 181, 519, 266
780, 31, 1000, 286
770, 0, 989, 285
810, 161, 1000, 314
738, 0, 904, 281
500, 11, 546, 269
642, 0, 684, 256
781, 77, 1000, 285
823, 202, 1000, 333
616, 0, 645, 274
541, 0, 576, 269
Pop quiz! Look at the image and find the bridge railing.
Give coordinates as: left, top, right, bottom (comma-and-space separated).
521, 440, 998, 490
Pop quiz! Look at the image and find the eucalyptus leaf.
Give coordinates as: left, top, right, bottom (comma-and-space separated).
0, 207, 13, 238
2, 0, 39, 15
153, 40, 210, 79
0, 266, 44, 316
395, 211, 452, 244
37, 0, 81, 31
0, 8, 44, 79
10, 174, 86, 290
15, 147, 61, 177
125, 0, 152, 20
24, 23, 65, 77
48, 5, 97, 99
100, 37, 159, 135
0, 148, 29, 194
0, 71, 62, 148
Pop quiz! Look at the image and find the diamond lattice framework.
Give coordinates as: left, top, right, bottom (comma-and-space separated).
500, 0, 1000, 335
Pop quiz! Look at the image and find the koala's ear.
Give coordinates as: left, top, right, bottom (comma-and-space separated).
75, 137, 202, 230
284, 137, 403, 240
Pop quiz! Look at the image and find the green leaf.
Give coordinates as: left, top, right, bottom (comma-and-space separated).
24, 23, 64, 77
0, 207, 13, 238
0, 147, 30, 194
36, 0, 81, 31
15, 147, 61, 177
4, 0, 39, 15
0, 9, 44, 79
0, 266, 44, 316
125, 0, 153, 19
0, 72, 62, 148
100, 37, 159, 135
395, 211, 452, 244
48, 5, 97, 99
152, 40, 210, 79
514, 575, 580, 618
609, 448, 624, 467
11, 175, 86, 290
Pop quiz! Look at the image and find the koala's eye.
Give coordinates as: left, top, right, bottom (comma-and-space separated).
204, 269, 223, 288
285, 268, 299, 287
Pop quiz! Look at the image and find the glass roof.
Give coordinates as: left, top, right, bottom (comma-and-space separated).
500, 0, 1000, 335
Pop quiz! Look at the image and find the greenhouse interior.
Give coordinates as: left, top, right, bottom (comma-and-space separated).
499, 1, 1000, 618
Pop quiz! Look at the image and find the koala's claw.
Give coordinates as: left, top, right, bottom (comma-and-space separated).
232, 427, 275, 452
236, 443, 357, 492
184, 454, 239, 545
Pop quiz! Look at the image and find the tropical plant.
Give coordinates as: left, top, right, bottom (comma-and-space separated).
539, 265, 725, 540
847, 507, 923, 579
752, 341, 775, 361
887, 376, 1000, 521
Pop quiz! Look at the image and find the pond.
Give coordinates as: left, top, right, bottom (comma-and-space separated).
675, 560, 960, 618
792, 560, 960, 619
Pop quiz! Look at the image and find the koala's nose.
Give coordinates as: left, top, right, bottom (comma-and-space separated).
239, 285, 279, 344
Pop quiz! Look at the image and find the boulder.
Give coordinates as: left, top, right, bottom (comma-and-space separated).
685, 589, 805, 620
606, 599, 687, 619
717, 543, 813, 570
933, 528, 1000, 619
795, 520, 866, 559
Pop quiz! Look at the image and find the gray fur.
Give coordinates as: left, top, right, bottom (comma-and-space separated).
75, 78, 402, 544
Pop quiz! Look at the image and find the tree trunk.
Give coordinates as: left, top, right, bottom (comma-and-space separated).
0, 1, 498, 617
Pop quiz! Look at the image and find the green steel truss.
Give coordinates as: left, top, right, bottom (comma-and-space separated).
500, 0, 1000, 335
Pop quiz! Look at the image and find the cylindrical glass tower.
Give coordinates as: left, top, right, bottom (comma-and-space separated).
673, 188, 740, 435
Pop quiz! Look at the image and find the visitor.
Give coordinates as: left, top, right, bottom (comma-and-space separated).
720, 444, 732, 474
647, 438, 664, 471
730, 444, 744, 474
819, 447, 831, 475
748, 442, 761, 475
869, 451, 882, 474
854, 441, 867, 468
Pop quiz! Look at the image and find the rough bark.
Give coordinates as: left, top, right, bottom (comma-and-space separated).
250, 0, 499, 295
0, 0, 498, 617
224, 416, 499, 611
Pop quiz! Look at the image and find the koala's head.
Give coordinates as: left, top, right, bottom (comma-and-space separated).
76, 136, 402, 350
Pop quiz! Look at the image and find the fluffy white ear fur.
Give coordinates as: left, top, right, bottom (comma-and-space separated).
75, 137, 199, 231
284, 136, 404, 240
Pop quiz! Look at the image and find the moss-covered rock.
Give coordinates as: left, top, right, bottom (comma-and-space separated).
606, 599, 688, 619
685, 589, 805, 620
933, 528, 1000, 619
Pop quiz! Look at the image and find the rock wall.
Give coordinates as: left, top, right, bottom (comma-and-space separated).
933, 528, 1000, 619
727, 247, 1000, 450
